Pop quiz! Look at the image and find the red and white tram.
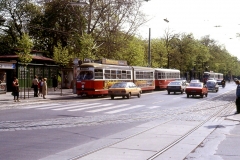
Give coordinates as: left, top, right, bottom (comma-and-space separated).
154, 68, 180, 90
76, 59, 155, 96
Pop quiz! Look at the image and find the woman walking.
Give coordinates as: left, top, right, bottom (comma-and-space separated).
12, 77, 20, 102
38, 77, 43, 97
42, 78, 47, 99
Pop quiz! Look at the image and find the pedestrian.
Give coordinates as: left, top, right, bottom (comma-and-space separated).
52, 75, 58, 91
38, 77, 43, 97
42, 78, 47, 99
12, 77, 20, 102
235, 80, 240, 114
32, 75, 39, 97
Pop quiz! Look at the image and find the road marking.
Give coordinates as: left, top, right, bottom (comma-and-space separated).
22, 103, 59, 109
87, 104, 130, 113
65, 103, 113, 111
148, 106, 161, 109
105, 105, 145, 114
37, 103, 84, 110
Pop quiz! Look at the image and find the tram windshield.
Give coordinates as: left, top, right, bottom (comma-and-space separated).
77, 71, 94, 80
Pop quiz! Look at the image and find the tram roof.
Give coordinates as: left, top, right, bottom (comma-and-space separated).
154, 68, 180, 72
80, 63, 132, 69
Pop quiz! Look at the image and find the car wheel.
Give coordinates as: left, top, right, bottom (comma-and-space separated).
137, 92, 141, 98
187, 94, 189, 98
127, 93, 131, 99
111, 95, 114, 100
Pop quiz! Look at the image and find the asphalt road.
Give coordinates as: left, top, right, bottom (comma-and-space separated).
0, 82, 236, 160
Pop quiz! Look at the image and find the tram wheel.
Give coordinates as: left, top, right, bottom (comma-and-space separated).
111, 96, 114, 100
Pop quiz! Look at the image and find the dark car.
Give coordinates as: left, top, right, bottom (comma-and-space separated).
206, 80, 219, 92
185, 82, 208, 98
108, 82, 142, 99
167, 81, 187, 94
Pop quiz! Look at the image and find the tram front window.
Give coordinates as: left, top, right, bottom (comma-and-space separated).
77, 71, 94, 80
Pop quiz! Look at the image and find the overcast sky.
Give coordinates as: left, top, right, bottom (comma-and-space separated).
138, 0, 240, 59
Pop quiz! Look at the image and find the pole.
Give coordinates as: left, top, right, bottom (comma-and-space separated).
148, 28, 151, 67
24, 66, 26, 99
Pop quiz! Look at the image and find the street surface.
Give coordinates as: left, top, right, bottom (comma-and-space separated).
0, 82, 238, 160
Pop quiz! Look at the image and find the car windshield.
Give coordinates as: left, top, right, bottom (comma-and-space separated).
207, 81, 215, 85
111, 83, 127, 88
169, 82, 181, 85
189, 83, 202, 87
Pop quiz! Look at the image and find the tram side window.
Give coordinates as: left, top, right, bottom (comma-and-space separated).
94, 69, 103, 79
111, 70, 116, 79
122, 70, 127, 79
105, 70, 110, 79
127, 71, 131, 79
116, 70, 122, 79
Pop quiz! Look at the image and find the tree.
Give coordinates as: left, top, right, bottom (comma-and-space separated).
16, 33, 33, 64
53, 42, 72, 67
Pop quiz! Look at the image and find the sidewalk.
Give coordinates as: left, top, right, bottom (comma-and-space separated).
0, 88, 78, 103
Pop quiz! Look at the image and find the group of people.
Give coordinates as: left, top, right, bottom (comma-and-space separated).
32, 75, 48, 99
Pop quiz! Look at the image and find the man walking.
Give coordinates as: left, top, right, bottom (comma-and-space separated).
235, 80, 240, 114
32, 75, 39, 97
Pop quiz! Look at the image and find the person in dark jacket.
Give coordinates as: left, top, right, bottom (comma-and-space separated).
235, 80, 240, 114
32, 75, 39, 97
12, 77, 20, 102
52, 75, 58, 91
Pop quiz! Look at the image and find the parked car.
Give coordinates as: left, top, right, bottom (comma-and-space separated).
108, 82, 142, 99
185, 82, 208, 98
167, 81, 187, 94
206, 80, 219, 92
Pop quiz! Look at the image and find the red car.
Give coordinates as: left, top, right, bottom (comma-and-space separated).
185, 82, 208, 98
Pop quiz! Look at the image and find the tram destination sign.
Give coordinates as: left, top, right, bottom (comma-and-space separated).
102, 58, 127, 66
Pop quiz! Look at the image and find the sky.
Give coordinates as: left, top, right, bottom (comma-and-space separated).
138, 0, 240, 59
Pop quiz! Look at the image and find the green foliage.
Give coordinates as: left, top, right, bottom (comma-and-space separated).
16, 33, 33, 64
115, 37, 146, 66
71, 33, 96, 61
53, 42, 71, 67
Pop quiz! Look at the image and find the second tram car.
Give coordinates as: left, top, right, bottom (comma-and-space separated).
154, 68, 180, 90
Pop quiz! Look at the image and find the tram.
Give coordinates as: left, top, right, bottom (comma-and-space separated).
76, 59, 155, 96
154, 68, 180, 90
202, 71, 223, 83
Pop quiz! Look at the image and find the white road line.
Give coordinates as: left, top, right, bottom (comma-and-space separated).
65, 103, 113, 111
66, 103, 102, 111
87, 104, 130, 113
148, 106, 161, 109
37, 103, 84, 110
22, 103, 59, 109
105, 105, 145, 114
